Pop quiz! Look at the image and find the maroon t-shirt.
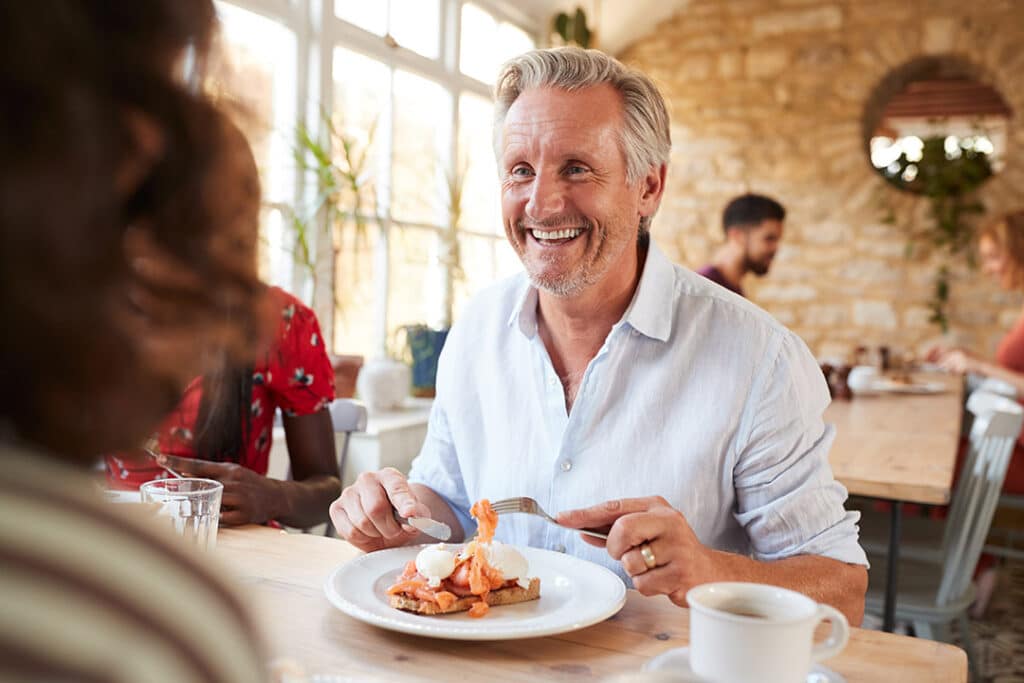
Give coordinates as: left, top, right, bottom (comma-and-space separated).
697, 264, 744, 297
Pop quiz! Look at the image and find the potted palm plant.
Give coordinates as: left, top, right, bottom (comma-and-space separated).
284, 110, 378, 397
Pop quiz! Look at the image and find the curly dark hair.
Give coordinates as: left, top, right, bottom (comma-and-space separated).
0, 1, 266, 459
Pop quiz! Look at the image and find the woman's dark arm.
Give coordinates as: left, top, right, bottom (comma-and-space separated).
275, 408, 342, 528
165, 408, 342, 528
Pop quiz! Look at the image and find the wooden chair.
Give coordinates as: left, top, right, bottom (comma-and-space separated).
860, 390, 1022, 678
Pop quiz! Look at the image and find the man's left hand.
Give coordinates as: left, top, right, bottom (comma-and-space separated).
556, 497, 716, 606
159, 455, 281, 527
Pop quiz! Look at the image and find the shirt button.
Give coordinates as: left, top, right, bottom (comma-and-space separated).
631, 329, 640, 336
561, 460, 573, 472
548, 376, 558, 387
554, 543, 566, 553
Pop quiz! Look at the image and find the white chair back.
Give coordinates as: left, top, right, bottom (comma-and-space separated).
329, 398, 368, 480
972, 376, 1018, 400
936, 391, 1023, 605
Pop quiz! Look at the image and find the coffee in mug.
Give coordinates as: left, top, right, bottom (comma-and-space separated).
685, 582, 849, 683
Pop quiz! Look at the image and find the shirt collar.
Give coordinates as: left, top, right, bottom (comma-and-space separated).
621, 240, 674, 342
508, 279, 539, 338
507, 239, 676, 342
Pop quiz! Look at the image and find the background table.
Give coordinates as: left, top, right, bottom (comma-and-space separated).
826, 373, 964, 631
217, 526, 966, 682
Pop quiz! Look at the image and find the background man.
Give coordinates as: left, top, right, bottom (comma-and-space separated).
698, 193, 786, 297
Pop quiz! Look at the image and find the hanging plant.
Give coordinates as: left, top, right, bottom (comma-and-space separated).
879, 135, 992, 331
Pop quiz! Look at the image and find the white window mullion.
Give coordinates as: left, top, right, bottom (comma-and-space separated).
324, 18, 449, 86
370, 62, 398, 359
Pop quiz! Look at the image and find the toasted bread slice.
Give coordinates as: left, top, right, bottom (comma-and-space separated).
389, 577, 541, 616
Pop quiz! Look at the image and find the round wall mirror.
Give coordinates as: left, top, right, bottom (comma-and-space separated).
863, 56, 1012, 195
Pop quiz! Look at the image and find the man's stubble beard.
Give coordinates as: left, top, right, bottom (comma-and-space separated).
744, 250, 772, 277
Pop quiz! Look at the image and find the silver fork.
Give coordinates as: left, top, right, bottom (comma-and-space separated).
490, 497, 608, 540
143, 436, 185, 479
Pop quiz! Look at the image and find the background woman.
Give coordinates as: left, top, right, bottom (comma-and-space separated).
928, 210, 1024, 494
105, 123, 340, 529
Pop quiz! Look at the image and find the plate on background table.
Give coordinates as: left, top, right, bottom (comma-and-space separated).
324, 544, 626, 640
867, 379, 947, 395
102, 489, 142, 504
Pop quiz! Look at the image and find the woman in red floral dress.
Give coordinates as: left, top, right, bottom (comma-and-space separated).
107, 114, 340, 528
106, 285, 339, 527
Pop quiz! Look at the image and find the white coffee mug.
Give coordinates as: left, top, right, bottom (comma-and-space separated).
686, 582, 849, 683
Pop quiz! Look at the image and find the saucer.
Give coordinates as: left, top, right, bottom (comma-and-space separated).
643, 647, 845, 682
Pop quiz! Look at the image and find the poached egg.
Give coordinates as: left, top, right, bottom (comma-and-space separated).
415, 541, 532, 589
415, 544, 456, 588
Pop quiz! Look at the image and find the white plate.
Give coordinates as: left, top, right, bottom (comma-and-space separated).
643, 647, 845, 682
866, 379, 946, 395
102, 490, 142, 504
324, 544, 626, 640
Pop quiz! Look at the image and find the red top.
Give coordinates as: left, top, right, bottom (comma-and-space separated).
996, 312, 1024, 373
106, 287, 335, 488
995, 311, 1024, 494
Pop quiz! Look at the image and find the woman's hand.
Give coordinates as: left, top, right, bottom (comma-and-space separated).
934, 348, 981, 375
557, 497, 718, 606
159, 455, 283, 526
923, 344, 950, 363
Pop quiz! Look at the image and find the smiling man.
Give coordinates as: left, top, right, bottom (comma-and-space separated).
330, 48, 868, 625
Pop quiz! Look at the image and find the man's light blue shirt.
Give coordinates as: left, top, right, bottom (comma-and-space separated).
408, 241, 867, 584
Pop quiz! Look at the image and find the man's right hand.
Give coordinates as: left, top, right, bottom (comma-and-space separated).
329, 467, 433, 552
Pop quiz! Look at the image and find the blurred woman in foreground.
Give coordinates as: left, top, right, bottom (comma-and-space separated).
0, 1, 270, 680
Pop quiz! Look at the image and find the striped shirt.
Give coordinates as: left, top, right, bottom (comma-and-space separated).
0, 443, 269, 683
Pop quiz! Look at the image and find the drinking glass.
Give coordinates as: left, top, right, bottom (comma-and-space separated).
140, 478, 223, 551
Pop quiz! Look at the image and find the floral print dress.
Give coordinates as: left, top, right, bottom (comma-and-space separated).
106, 287, 335, 488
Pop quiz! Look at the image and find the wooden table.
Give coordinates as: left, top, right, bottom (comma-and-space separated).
217, 526, 966, 682
826, 373, 964, 631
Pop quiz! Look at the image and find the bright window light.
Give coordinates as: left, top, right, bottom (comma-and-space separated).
460, 3, 533, 85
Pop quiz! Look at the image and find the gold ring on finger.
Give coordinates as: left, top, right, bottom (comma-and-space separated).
640, 543, 657, 570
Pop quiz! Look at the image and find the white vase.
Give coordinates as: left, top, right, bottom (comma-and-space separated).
356, 357, 411, 412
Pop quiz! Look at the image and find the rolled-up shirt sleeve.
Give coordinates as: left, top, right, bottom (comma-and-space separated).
732, 331, 868, 567
407, 399, 474, 538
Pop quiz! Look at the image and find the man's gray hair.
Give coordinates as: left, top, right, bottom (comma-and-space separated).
493, 47, 671, 185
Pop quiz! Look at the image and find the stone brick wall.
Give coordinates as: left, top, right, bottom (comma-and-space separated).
619, 0, 1024, 362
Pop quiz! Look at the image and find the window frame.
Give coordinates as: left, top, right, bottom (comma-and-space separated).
216, 0, 540, 356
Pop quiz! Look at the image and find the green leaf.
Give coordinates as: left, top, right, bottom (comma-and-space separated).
573, 8, 590, 47
553, 12, 569, 39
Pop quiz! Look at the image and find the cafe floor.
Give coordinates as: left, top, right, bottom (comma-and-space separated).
952, 558, 1024, 682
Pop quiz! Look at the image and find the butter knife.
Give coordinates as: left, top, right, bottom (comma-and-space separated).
393, 511, 452, 541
